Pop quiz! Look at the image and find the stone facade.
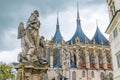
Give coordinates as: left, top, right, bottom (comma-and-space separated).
106, 0, 120, 80
46, 39, 113, 80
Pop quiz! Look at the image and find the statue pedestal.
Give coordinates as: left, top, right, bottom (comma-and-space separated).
13, 62, 48, 80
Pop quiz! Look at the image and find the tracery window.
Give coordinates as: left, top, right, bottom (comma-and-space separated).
72, 71, 76, 80
106, 53, 111, 63
80, 51, 86, 63
53, 49, 61, 67
98, 53, 103, 63
89, 53, 94, 63
70, 51, 76, 68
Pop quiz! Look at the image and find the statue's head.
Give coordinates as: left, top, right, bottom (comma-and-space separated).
34, 10, 39, 17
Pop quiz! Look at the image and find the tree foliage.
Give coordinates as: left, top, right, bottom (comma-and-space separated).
0, 63, 15, 80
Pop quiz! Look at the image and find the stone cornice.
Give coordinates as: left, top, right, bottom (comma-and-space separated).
105, 10, 120, 34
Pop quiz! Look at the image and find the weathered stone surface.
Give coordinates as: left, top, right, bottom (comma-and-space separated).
14, 10, 48, 80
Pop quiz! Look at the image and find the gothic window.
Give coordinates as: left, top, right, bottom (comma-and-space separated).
80, 51, 86, 63
89, 53, 94, 63
82, 71, 85, 77
100, 72, 104, 80
109, 73, 113, 80
72, 71, 76, 80
91, 71, 94, 78
98, 53, 103, 63
53, 49, 61, 67
70, 53, 76, 68
106, 53, 111, 63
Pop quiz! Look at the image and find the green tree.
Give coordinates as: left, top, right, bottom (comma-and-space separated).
0, 63, 15, 80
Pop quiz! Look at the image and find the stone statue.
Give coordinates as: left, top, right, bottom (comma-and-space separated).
15, 10, 48, 80
17, 10, 47, 64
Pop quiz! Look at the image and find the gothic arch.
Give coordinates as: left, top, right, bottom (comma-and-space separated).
98, 53, 103, 63
72, 71, 76, 80
53, 48, 61, 67
80, 50, 86, 63
106, 53, 111, 63
70, 49, 77, 68
89, 53, 94, 63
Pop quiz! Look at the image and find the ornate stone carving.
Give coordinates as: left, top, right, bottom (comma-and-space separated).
16, 10, 48, 80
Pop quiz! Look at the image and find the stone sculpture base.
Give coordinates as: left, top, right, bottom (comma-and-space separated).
13, 62, 48, 80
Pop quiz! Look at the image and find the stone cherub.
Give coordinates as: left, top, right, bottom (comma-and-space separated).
17, 10, 47, 65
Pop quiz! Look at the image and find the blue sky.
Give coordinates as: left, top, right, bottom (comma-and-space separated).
0, 0, 109, 63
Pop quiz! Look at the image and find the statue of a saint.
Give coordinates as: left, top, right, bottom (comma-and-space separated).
17, 10, 47, 66
17, 10, 41, 62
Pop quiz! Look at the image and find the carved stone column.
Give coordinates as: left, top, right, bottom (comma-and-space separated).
102, 47, 107, 70
95, 52, 99, 69
50, 42, 54, 68
85, 44, 90, 69
76, 47, 79, 68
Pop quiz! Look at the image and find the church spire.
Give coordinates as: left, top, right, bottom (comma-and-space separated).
77, 0, 80, 25
68, 0, 90, 44
52, 12, 64, 43
56, 12, 59, 29
77, 0, 80, 19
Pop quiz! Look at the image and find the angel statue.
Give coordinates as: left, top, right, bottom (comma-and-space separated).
17, 10, 48, 66
17, 10, 41, 62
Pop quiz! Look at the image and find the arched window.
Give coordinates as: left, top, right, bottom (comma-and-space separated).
109, 73, 113, 80
80, 51, 86, 63
72, 71, 76, 80
89, 53, 94, 63
82, 71, 85, 77
98, 53, 103, 63
106, 53, 111, 63
70, 52, 76, 68
53, 49, 61, 67
100, 72, 104, 80
91, 71, 94, 78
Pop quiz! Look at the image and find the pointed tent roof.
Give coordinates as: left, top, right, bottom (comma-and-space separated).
91, 26, 109, 45
52, 13, 63, 42
68, 1, 90, 44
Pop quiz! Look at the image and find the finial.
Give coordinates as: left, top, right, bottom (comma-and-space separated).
56, 11, 59, 29
57, 11, 59, 25
77, 0, 80, 19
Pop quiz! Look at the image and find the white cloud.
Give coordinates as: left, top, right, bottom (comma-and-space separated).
0, 48, 20, 63
0, 1, 110, 63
